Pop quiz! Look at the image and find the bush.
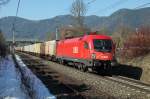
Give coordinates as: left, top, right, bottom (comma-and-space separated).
122, 26, 150, 59
0, 31, 7, 57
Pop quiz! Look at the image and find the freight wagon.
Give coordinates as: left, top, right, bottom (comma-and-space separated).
45, 40, 57, 60
40, 40, 56, 60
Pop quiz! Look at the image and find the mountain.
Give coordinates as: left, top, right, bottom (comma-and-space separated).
0, 7, 150, 41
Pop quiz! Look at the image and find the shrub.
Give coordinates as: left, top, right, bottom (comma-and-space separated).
0, 31, 7, 57
122, 26, 150, 59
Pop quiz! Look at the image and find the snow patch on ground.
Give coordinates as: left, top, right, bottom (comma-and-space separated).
15, 55, 56, 99
0, 55, 29, 99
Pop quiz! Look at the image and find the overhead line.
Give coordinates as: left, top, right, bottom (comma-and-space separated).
16, 0, 21, 16
87, 0, 96, 5
134, 2, 150, 9
93, 0, 129, 14
12, 0, 21, 45
13, 0, 21, 26
12, 0, 21, 32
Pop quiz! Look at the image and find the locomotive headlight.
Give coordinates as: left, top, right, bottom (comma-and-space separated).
91, 53, 96, 59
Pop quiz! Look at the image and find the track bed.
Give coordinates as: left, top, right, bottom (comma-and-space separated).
17, 52, 113, 99
17, 52, 150, 99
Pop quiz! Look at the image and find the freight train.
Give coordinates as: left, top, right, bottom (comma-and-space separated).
16, 33, 117, 73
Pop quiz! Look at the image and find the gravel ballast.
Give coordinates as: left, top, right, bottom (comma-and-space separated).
18, 52, 150, 99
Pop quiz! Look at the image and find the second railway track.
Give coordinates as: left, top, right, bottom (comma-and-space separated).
106, 76, 150, 92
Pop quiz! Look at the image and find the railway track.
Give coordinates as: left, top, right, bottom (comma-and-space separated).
16, 52, 150, 99
82, 71, 150, 97
105, 76, 150, 93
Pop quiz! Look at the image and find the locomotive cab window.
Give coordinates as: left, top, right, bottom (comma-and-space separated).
84, 42, 89, 49
93, 39, 112, 52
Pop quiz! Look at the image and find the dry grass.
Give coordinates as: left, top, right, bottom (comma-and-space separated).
121, 26, 150, 59
126, 53, 150, 84
112, 26, 150, 84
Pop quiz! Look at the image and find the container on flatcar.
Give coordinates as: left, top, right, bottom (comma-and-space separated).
45, 40, 56, 56
29, 45, 33, 53
24, 45, 30, 52
20, 47, 23, 52
40, 42, 46, 56
15, 46, 21, 51
34, 43, 41, 54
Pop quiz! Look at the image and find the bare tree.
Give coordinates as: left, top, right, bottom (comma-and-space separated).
70, 0, 87, 28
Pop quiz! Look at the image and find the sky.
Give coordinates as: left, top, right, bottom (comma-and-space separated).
0, 0, 150, 20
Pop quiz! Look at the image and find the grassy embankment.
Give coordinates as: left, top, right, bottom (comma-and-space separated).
113, 26, 150, 84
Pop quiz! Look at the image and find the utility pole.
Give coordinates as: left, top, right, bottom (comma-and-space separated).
11, 0, 21, 53
12, 28, 15, 44
12, 27, 15, 53
56, 27, 58, 40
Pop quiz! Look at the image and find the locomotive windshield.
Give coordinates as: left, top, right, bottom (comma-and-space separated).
93, 39, 112, 52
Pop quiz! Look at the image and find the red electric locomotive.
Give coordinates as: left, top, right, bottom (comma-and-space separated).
56, 33, 117, 72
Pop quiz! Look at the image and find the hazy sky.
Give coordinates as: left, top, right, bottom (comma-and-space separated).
0, 0, 150, 20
